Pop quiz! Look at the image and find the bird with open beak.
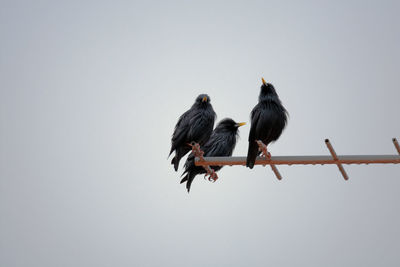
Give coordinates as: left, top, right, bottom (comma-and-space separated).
181, 118, 246, 192
169, 94, 216, 171
246, 78, 288, 169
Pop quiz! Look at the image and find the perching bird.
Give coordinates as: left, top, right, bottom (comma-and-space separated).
169, 94, 216, 171
180, 118, 246, 192
246, 78, 288, 169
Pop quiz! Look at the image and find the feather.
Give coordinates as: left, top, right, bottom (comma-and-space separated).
169, 94, 216, 171
246, 80, 288, 169
180, 118, 244, 192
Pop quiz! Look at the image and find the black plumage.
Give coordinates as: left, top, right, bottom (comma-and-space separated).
246, 78, 288, 169
169, 94, 216, 171
180, 118, 246, 192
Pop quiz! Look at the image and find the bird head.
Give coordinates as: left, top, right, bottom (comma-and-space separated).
194, 94, 211, 106
259, 78, 278, 101
215, 118, 246, 134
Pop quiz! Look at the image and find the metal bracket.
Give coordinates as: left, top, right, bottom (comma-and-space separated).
393, 138, 400, 155
191, 138, 400, 181
256, 140, 282, 180
325, 139, 349, 180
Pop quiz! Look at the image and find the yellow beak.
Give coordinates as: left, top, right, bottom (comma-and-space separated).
237, 122, 246, 127
261, 77, 266, 85
202, 96, 207, 102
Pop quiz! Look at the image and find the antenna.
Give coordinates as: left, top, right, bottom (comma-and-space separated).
190, 138, 400, 181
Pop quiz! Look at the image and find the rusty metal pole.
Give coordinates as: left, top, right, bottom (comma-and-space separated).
325, 139, 349, 180
195, 155, 400, 166
192, 138, 400, 181
393, 138, 400, 155
256, 140, 282, 180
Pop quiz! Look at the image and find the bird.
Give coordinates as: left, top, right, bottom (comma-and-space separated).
246, 78, 288, 169
180, 118, 246, 192
169, 94, 216, 171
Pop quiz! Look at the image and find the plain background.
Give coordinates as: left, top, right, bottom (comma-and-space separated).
1, 0, 399, 266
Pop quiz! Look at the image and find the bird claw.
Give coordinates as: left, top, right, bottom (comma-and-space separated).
210, 173, 218, 182
188, 142, 205, 159
256, 140, 271, 159
190, 142, 218, 182
205, 170, 218, 182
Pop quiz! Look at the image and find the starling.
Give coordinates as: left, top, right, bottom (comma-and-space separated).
246, 78, 288, 169
180, 118, 246, 192
169, 94, 216, 171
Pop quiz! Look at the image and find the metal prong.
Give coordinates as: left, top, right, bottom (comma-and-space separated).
325, 139, 349, 180
393, 138, 400, 155
256, 140, 283, 180
270, 164, 283, 180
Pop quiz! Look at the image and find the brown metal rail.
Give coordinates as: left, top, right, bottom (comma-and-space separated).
193, 138, 400, 181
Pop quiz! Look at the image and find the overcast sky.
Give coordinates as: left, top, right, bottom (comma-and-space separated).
1, 0, 400, 266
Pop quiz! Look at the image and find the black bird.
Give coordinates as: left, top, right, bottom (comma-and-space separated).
180, 118, 246, 192
246, 78, 288, 169
169, 94, 216, 171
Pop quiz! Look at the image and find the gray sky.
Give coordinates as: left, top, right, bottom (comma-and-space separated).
1, 0, 400, 266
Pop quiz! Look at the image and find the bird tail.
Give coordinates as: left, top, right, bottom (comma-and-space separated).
246, 141, 259, 169
171, 156, 179, 171
168, 146, 174, 158
180, 173, 195, 193
171, 146, 192, 171
180, 175, 188, 184
171, 148, 182, 171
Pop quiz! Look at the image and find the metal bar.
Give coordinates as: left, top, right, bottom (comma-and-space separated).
256, 140, 282, 180
194, 155, 400, 166
190, 138, 400, 181
325, 139, 349, 180
393, 138, 400, 155
270, 165, 283, 180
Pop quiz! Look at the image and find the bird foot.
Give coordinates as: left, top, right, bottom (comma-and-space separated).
188, 142, 205, 160
204, 168, 218, 182
189, 142, 218, 182
256, 140, 271, 159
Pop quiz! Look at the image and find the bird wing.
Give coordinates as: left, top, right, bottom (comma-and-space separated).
247, 107, 262, 168
248, 106, 261, 142
169, 109, 191, 156
250, 103, 280, 142
204, 138, 231, 157
187, 111, 214, 144
255, 104, 284, 143
255, 112, 274, 142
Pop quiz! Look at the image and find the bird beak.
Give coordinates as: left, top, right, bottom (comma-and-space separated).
202, 96, 207, 102
261, 77, 266, 85
236, 122, 246, 127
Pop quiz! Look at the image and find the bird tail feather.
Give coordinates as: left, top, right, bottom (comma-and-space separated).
171, 153, 181, 172
246, 141, 258, 169
180, 173, 195, 193
180, 175, 188, 184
